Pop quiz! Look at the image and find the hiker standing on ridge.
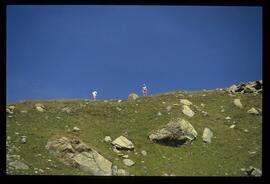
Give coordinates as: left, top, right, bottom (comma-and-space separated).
142, 84, 148, 96
92, 90, 97, 101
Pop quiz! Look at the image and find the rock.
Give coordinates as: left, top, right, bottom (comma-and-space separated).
9, 161, 29, 170
221, 109, 225, 112
62, 107, 71, 113
8, 105, 16, 110
230, 125, 236, 129
244, 129, 249, 133
73, 127, 80, 132
149, 118, 198, 146
202, 128, 213, 143
225, 116, 231, 120
122, 155, 129, 158
123, 159, 135, 166
36, 106, 45, 112
157, 112, 162, 116
6, 108, 13, 114
20, 110, 28, 113
227, 81, 262, 94
104, 136, 112, 143
166, 105, 172, 112
246, 166, 262, 177
234, 99, 243, 108
128, 93, 139, 100
182, 105, 195, 117
180, 99, 192, 106
113, 147, 121, 153
118, 100, 122, 103
111, 136, 134, 150
202, 111, 208, 116
8, 116, 13, 118
200, 103, 205, 107
46, 137, 113, 175
141, 150, 147, 156
21, 136, 27, 144
116, 169, 129, 176
116, 107, 122, 111
247, 108, 260, 115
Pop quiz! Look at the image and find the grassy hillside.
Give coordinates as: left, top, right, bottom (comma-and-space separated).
6, 88, 262, 176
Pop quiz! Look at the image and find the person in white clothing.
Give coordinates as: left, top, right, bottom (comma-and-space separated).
92, 90, 97, 101
142, 84, 148, 96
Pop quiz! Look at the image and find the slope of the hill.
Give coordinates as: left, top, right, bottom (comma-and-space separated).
6, 86, 262, 176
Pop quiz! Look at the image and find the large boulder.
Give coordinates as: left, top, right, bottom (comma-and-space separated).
227, 80, 262, 94
149, 118, 198, 146
111, 136, 134, 150
128, 93, 139, 100
46, 137, 113, 175
182, 105, 195, 117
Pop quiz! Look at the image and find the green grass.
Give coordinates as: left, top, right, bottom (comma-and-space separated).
6, 89, 262, 176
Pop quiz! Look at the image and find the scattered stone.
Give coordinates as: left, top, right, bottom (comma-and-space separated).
8, 116, 13, 118
202, 128, 213, 143
6, 108, 13, 114
62, 107, 71, 113
116, 107, 122, 111
230, 125, 236, 129
134, 110, 138, 113
113, 147, 121, 153
182, 105, 195, 117
248, 151, 256, 154
21, 136, 27, 144
141, 150, 147, 156
74, 143, 91, 152
246, 166, 262, 177
56, 116, 61, 119
7, 136, 11, 141
240, 168, 246, 172
149, 118, 198, 146
202, 111, 208, 117
122, 155, 129, 158
111, 136, 134, 150
166, 105, 172, 112
118, 100, 122, 103
157, 112, 162, 116
20, 110, 28, 113
8, 105, 16, 111
247, 108, 260, 115
233, 99, 243, 108
36, 106, 45, 112
244, 129, 249, 133
180, 99, 192, 106
221, 109, 225, 113
227, 80, 262, 94
104, 136, 112, 143
73, 127, 80, 132
200, 103, 205, 107
225, 116, 231, 120
202, 94, 206, 97
128, 93, 139, 100
123, 159, 135, 166
9, 161, 29, 170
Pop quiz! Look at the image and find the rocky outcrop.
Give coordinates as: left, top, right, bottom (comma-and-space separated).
180, 99, 192, 106
46, 137, 123, 176
227, 80, 262, 94
247, 108, 261, 115
149, 118, 198, 146
246, 166, 262, 177
128, 93, 139, 100
35, 104, 45, 112
111, 136, 134, 150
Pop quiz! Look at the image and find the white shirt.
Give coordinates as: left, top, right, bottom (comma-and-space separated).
92, 91, 97, 97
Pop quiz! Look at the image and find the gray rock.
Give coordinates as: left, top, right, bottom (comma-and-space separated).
128, 93, 139, 100
73, 127, 80, 132
141, 150, 147, 156
202, 128, 213, 143
46, 137, 113, 175
104, 136, 112, 143
157, 112, 162, 116
234, 99, 243, 108
111, 136, 134, 150
36, 106, 45, 112
20, 110, 28, 113
225, 116, 231, 120
123, 159, 135, 166
182, 105, 195, 117
202, 111, 208, 116
6, 108, 13, 114
166, 105, 172, 112
247, 108, 260, 115
9, 161, 29, 170
149, 118, 197, 146
62, 107, 71, 113
21, 136, 27, 144
180, 99, 192, 106
230, 125, 236, 129
246, 166, 262, 177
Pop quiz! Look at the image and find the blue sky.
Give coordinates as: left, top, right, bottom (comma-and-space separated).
7, 5, 262, 103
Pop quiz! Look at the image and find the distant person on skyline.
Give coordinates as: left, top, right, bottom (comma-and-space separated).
142, 84, 148, 96
92, 90, 97, 101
